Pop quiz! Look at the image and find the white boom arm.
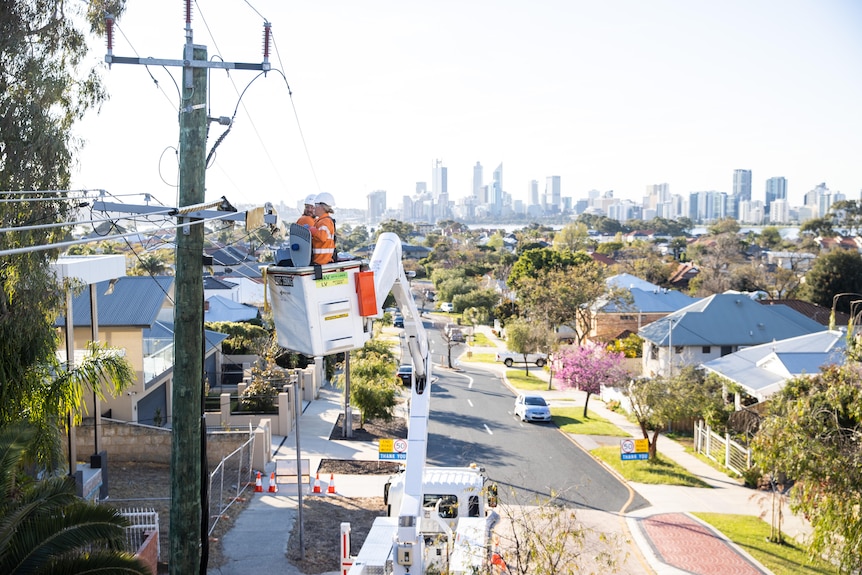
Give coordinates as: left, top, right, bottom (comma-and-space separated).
368, 232, 431, 573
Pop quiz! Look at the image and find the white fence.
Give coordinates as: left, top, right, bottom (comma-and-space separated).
208, 429, 255, 536
120, 507, 160, 560
694, 420, 752, 476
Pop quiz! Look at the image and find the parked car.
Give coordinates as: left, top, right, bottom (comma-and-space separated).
514, 394, 552, 423
393, 314, 404, 328
396, 364, 413, 386
495, 351, 547, 368
439, 302, 454, 313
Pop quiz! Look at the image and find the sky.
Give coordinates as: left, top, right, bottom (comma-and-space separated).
71, 0, 862, 215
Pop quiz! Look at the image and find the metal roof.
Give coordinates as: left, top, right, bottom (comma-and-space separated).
143, 321, 229, 352
639, 293, 825, 347
56, 276, 173, 328
701, 330, 846, 400
599, 274, 698, 313
204, 295, 260, 323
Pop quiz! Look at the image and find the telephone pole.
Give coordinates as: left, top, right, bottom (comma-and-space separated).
104, 8, 271, 573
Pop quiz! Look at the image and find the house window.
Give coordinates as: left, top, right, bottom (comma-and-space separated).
702, 346, 711, 354
674, 346, 684, 354
720, 346, 732, 356
650, 345, 658, 360
620, 315, 635, 320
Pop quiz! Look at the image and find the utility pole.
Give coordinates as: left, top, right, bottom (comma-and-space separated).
104, 8, 271, 573
171, 37, 207, 574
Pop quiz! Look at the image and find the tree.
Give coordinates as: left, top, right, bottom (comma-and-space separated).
130, 251, 172, 276
799, 216, 834, 237
707, 217, 740, 235
828, 199, 862, 236
751, 365, 862, 574
337, 339, 399, 427
503, 318, 553, 376
375, 219, 414, 242
801, 250, 862, 312
0, 422, 149, 574
624, 366, 722, 459
514, 262, 608, 344
507, 248, 592, 288
552, 222, 593, 252
555, 342, 627, 418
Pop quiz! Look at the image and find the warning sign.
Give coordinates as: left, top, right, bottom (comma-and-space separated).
379, 438, 408, 461
620, 438, 649, 461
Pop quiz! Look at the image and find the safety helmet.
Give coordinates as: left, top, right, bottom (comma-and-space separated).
304, 194, 316, 205
315, 192, 335, 207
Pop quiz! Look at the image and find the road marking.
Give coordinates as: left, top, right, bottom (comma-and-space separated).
483, 424, 493, 435
467, 399, 474, 408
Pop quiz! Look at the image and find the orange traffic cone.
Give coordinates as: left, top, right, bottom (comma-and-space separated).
327, 473, 336, 494
312, 472, 322, 494
254, 471, 263, 493
268, 471, 278, 493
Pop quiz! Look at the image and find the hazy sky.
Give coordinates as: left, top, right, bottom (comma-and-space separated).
72, 0, 862, 214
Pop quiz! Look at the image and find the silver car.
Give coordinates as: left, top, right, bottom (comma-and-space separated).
514, 394, 551, 423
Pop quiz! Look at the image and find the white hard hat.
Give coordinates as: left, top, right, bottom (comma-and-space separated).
315, 192, 335, 207
304, 194, 316, 205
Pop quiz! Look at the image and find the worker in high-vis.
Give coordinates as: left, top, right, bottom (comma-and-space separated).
296, 193, 316, 227
309, 192, 336, 265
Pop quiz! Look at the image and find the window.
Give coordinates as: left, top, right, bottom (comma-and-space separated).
620, 315, 635, 320
424, 494, 458, 519
650, 345, 658, 360
702, 346, 711, 354
674, 346, 684, 354
468, 495, 480, 517
720, 346, 732, 356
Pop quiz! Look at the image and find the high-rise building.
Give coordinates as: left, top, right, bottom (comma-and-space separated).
490, 163, 503, 215
472, 162, 483, 203
367, 190, 386, 224
545, 176, 561, 213
431, 159, 447, 199
733, 169, 752, 202
528, 180, 539, 206
764, 177, 787, 217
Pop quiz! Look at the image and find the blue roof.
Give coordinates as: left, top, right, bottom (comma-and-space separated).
204, 295, 260, 323
639, 293, 825, 347
143, 321, 229, 352
204, 276, 239, 290
56, 276, 173, 328
701, 330, 846, 400
601, 274, 698, 313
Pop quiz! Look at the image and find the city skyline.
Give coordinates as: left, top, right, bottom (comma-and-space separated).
71, 1, 862, 212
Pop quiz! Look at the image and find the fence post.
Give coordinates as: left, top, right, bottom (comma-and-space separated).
695, 420, 701, 453
725, 433, 731, 469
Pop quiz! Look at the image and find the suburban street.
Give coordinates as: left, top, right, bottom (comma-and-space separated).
413, 318, 651, 513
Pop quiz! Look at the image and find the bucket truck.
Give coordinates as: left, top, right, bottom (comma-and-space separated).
267, 232, 500, 574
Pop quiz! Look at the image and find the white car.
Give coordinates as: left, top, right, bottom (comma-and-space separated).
495, 351, 547, 368
514, 394, 552, 423
439, 302, 455, 312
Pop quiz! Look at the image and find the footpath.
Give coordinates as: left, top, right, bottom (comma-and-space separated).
209, 324, 811, 575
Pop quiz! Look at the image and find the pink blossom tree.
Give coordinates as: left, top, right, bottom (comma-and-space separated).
555, 342, 628, 418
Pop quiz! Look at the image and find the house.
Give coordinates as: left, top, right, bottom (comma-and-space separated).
204, 276, 240, 302
701, 330, 846, 406
757, 299, 850, 328
55, 276, 227, 425
639, 292, 826, 377
588, 273, 698, 342
667, 261, 699, 290
204, 294, 260, 323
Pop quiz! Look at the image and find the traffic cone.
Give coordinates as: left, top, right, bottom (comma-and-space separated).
327, 473, 336, 494
254, 471, 263, 493
312, 472, 322, 494
268, 471, 278, 493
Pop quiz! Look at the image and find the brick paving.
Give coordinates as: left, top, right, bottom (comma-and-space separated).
638, 513, 768, 575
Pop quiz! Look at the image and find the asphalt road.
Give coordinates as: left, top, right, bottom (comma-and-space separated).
417, 321, 650, 513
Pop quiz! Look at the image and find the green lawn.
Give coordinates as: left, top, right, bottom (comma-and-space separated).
470, 332, 492, 346
506, 370, 552, 391
551, 407, 631, 436
462, 352, 495, 363
693, 513, 837, 575
591, 446, 711, 487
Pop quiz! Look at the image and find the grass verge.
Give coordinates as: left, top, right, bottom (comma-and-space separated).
470, 332, 492, 346
463, 352, 496, 363
591, 446, 711, 487
693, 513, 837, 575
551, 407, 631, 436
506, 370, 552, 391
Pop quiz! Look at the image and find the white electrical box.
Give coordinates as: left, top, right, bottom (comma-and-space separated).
267, 260, 375, 356
396, 543, 413, 566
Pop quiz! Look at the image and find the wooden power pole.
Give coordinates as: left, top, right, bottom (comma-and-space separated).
170, 42, 207, 575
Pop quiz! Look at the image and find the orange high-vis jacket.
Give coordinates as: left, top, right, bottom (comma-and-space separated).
296, 214, 315, 227
311, 215, 335, 264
